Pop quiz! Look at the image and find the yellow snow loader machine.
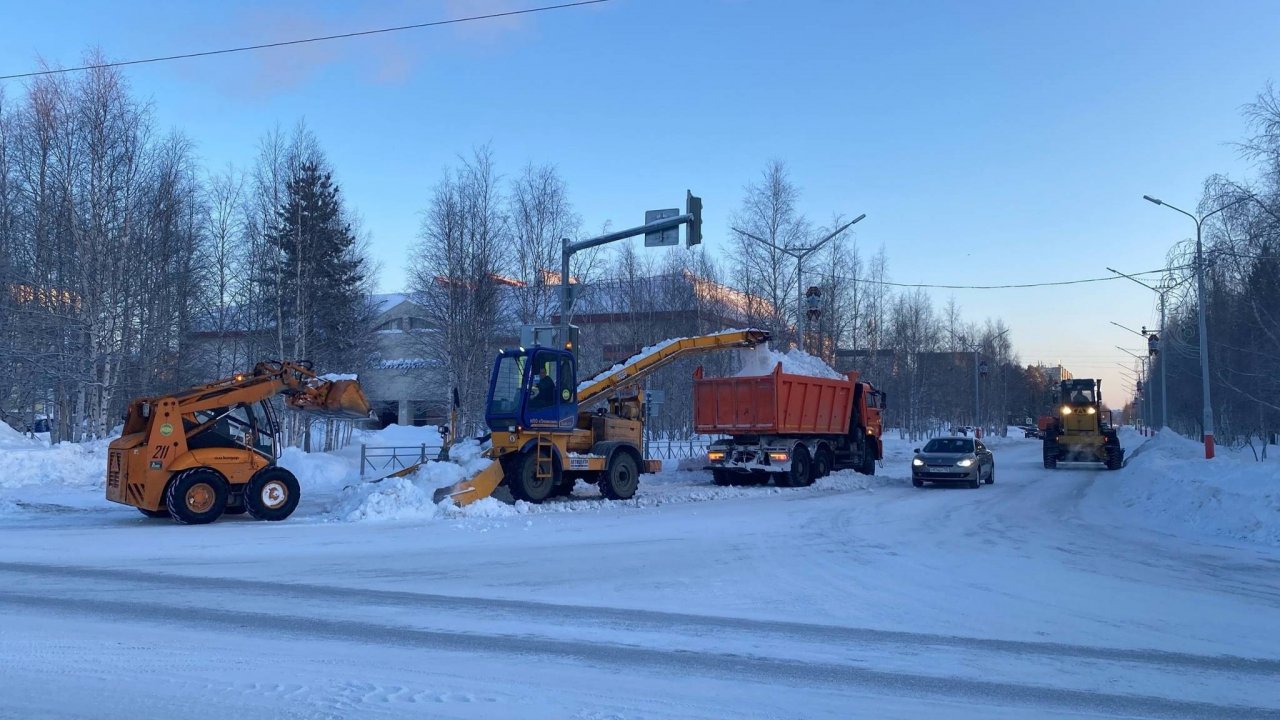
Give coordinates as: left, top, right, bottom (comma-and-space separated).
106, 361, 371, 524
1042, 378, 1123, 470
431, 329, 771, 507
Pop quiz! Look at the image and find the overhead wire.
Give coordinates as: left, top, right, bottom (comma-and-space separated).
0, 0, 609, 80
830, 266, 1182, 290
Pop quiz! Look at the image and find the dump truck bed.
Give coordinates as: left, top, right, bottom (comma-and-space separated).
694, 363, 855, 436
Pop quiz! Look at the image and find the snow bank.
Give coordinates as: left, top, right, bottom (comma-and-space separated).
0, 425, 107, 490
735, 345, 844, 380
1085, 428, 1280, 546
332, 439, 492, 522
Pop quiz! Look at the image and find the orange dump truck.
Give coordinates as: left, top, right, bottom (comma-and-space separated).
694, 362, 885, 487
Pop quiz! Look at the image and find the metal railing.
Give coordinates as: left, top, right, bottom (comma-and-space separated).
359, 444, 443, 477
644, 436, 722, 460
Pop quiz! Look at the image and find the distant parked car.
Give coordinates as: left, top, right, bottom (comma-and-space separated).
1022, 426, 1041, 439
912, 437, 995, 489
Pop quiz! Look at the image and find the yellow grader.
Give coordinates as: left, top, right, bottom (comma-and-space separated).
1042, 378, 1124, 470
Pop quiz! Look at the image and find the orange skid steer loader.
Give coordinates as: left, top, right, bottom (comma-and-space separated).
106, 361, 371, 524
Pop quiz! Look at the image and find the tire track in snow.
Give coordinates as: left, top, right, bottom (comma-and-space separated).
2, 560, 1276, 677
0, 589, 1272, 720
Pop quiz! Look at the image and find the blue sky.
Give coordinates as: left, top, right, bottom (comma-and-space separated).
2, 0, 1276, 405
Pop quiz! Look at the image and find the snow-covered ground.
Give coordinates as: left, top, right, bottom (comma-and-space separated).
0, 423, 1277, 718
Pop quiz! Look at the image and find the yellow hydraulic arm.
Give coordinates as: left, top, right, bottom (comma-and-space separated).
576, 328, 771, 406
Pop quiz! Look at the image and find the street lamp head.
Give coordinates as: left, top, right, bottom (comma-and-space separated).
1142, 195, 1163, 206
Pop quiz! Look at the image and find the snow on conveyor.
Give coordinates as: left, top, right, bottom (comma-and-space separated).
576, 329, 843, 393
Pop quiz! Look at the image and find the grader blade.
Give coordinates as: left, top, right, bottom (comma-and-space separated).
432, 459, 505, 507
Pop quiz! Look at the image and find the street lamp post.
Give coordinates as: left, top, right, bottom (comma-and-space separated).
1117, 345, 1150, 434
954, 329, 1009, 435
1106, 267, 1191, 431
1142, 194, 1249, 458
733, 214, 866, 351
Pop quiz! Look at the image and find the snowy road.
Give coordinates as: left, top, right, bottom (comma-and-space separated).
1, 434, 1277, 719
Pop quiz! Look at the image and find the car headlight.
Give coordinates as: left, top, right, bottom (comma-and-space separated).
1086, 407, 1096, 415
957, 457, 975, 467
1060, 405, 1072, 415
912, 457, 924, 467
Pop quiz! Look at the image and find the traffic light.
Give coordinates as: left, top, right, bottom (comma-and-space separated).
686, 190, 702, 247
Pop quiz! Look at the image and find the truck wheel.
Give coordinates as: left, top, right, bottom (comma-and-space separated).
711, 469, 733, 486
785, 446, 813, 487
1043, 441, 1059, 469
862, 452, 877, 476
508, 452, 557, 504
1105, 446, 1123, 470
813, 448, 833, 479
166, 468, 229, 525
244, 466, 301, 521
600, 453, 639, 500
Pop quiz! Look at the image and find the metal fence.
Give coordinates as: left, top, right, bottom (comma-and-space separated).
644, 436, 720, 460
359, 444, 443, 477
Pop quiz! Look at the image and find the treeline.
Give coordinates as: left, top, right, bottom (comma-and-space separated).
406, 151, 1054, 438
1149, 85, 1280, 454
0, 60, 373, 442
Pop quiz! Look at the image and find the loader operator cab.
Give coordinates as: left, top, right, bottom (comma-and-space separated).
485, 346, 578, 433
185, 400, 279, 459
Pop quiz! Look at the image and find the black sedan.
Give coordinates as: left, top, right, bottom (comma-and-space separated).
911, 437, 995, 489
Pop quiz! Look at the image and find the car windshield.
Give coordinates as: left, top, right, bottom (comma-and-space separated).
923, 438, 974, 454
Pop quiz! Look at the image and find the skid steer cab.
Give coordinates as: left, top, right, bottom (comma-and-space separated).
106, 361, 372, 524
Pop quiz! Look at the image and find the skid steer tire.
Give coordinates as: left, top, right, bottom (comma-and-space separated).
711, 469, 734, 487
600, 453, 639, 501
244, 466, 301, 521
508, 452, 556, 504
166, 468, 229, 525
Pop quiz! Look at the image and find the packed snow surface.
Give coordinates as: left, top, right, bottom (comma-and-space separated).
1, 422, 1278, 718
735, 344, 845, 379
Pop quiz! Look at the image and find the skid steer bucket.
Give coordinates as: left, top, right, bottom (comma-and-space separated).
432, 459, 505, 507
288, 379, 372, 419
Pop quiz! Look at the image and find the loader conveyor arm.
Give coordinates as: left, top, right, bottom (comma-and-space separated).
576, 328, 770, 406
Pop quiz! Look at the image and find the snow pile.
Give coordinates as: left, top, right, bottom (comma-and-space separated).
1085, 428, 1280, 546
735, 345, 845, 380
0, 424, 107, 490
331, 438, 492, 522
318, 372, 358, 382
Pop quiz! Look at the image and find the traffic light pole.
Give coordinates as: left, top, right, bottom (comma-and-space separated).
558, 192, 702, 344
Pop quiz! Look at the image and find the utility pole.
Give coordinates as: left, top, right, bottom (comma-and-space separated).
732, 213, 866, 351
953, 329, 1008, 435
1106, 268, 1189, 430
1142, 194, 1249, 458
